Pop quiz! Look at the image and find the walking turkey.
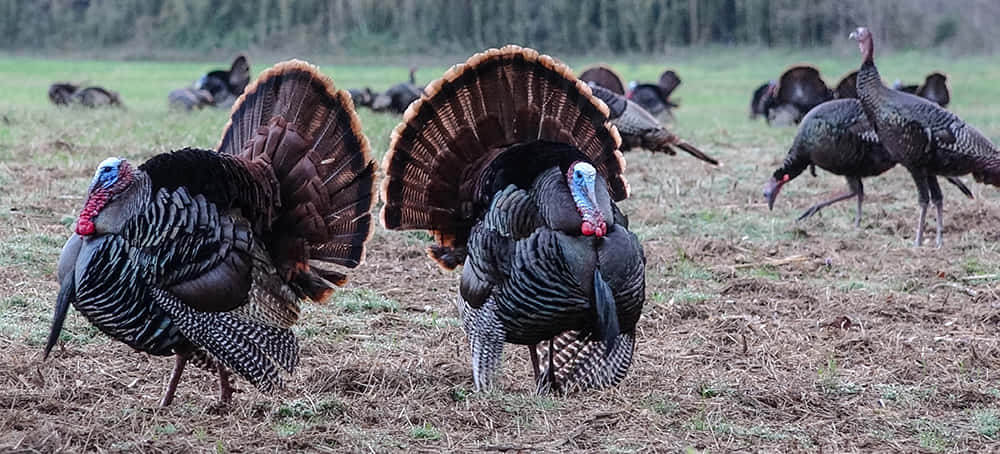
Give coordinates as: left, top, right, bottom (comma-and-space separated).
627, 69, 682, 119
578, 64, 625, 95
371, 67, 422, 114
588, 82, 719, 166
380, 45, 645, 394
764, 99, 972, 225
45, 60, 377, 405
48, 82, 79, 105
851, 27, 1000, 246
193, 54, 252, 108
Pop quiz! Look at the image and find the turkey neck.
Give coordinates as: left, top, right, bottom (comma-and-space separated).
856, 61, 883, 128
774, 141, 812, 182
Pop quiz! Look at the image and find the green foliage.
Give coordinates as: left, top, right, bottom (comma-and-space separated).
0, 1, 996, 56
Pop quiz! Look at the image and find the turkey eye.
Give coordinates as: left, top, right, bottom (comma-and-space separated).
575, 170, 582, 178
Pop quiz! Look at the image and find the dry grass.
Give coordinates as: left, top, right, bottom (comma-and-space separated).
1, 53, 1000, 453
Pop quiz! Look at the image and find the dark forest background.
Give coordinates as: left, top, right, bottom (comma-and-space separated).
2, 0, 998, 57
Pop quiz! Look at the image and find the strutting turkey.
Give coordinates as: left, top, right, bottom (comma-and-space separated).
49, 83, 123, 108
380, 45, 645, 394
45, 60, 377, 405
578, 65, 626, 95
916, 73, 950, 107
764, 98, 972, 225
372, 67, 422, 114
588, 82, 719, 166
627, 70, 682, 120
851, 27, 1000, 246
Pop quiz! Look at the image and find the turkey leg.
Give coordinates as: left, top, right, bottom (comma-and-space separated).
528, 344, 541, 384
217, 363, 238, 403
161, 354, 188, 407
907, 168, 931, 247
927, 176, 944, 248
796, 177, 864, 225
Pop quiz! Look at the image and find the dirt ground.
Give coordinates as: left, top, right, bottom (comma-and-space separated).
2, 59, 1000, 453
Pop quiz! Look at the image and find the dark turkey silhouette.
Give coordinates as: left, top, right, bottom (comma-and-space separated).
851, 27, 1000, 246
764, 99, 972, 225
372, 67, 422, 114
48, 82, 79, 105
749, 81, 776, 119
49, 83, 123, 108
194, 54, 252, 108
769, 66, 833, 125
892, 80, 919, 94
381, 46, 645, 394
168, 87, 214, 111
834, 71, 859, 99
45, 60, 377, 406
578, 64, 625, 95
626, 70, 682, 119
917, 73, 950, 107
588, 82, 719, 166
348, 87, 374, 108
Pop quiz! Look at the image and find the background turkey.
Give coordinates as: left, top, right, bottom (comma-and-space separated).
348, 87, 375, 109
851, 27, 1000, 246
45, 60, 377, 406
916, 72, 950, 107
749, 81, 775, 119
765, 65, 833, 125
588, 82, 719, 166
380, 45, 645, 394
191, 54, 252, 108
48, 82, 79, 105
892, 79, 919, 94
578, 64, 625, 95
371, 67, 422, 114
168, 87, 214, 111
764, 98, 972, 225
834, 71, 859, 99
625, 69, 682, 120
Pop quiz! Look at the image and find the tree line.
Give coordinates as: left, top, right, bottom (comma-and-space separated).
1, 0, 996, 56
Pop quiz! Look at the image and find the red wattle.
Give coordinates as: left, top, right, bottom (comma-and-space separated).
76, 220, 95, 235
581, 221, 595, 236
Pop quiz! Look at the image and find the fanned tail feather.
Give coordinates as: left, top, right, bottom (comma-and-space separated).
380, 45, 628, 268
675, 141, 720, 166
217, 60, 376, 301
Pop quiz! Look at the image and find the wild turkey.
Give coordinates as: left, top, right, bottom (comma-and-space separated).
194, 54, 252, 108
892, 80, 920, 94
834, 71, 859, 99
48, 82, 79, 105
851, 27, 1000, 246
765, 65, 833, 125
764, 98, 972, 225
917, 73, 950, 107
45, 60, 377, 405
348, 87, 374, 108
749, 81, 775, 119
380, 46, 645, 394
372, 67, 422, 114
168, 87, 214, 111
626, 70, 682, 120
588, 82, 719, 166
578, 64, 625, 95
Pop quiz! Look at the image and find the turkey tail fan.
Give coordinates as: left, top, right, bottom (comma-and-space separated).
228, 54, 252, 95
381, 45, 627, 269
219, 60, 377, 301
536, 330, 635, 394
658, 70, 681, 98
579, 64, 626, 95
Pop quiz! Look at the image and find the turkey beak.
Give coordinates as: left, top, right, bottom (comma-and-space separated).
849, 31, 859, 41
44, 276, 74, 359
764, 178, 783, 211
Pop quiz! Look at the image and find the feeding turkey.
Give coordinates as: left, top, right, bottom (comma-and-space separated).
626, 69, 682, 121
45, 60, 378, 406
851, 27, 1000, 247
764, 98, 972, 226
588, 82, 719, 166
380, 46, 645, 394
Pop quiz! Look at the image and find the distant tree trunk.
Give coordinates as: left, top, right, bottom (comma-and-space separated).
689, 0, 698, 44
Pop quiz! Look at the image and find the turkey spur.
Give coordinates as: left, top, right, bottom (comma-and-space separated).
381, 46, 645, 394
45, 60, 377, 406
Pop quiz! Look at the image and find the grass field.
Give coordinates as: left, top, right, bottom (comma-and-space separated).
1, 49, 1000, 452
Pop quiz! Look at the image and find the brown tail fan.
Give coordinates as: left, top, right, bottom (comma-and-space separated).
228, 54, 252, 95
579, 64, 626, 95
218, 60, 377, 299
380, 45, 628, 269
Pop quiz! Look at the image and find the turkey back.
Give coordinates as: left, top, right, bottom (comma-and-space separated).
380, 45, 628, 269
578, 64, 626, 95
218, 60, 377, 297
